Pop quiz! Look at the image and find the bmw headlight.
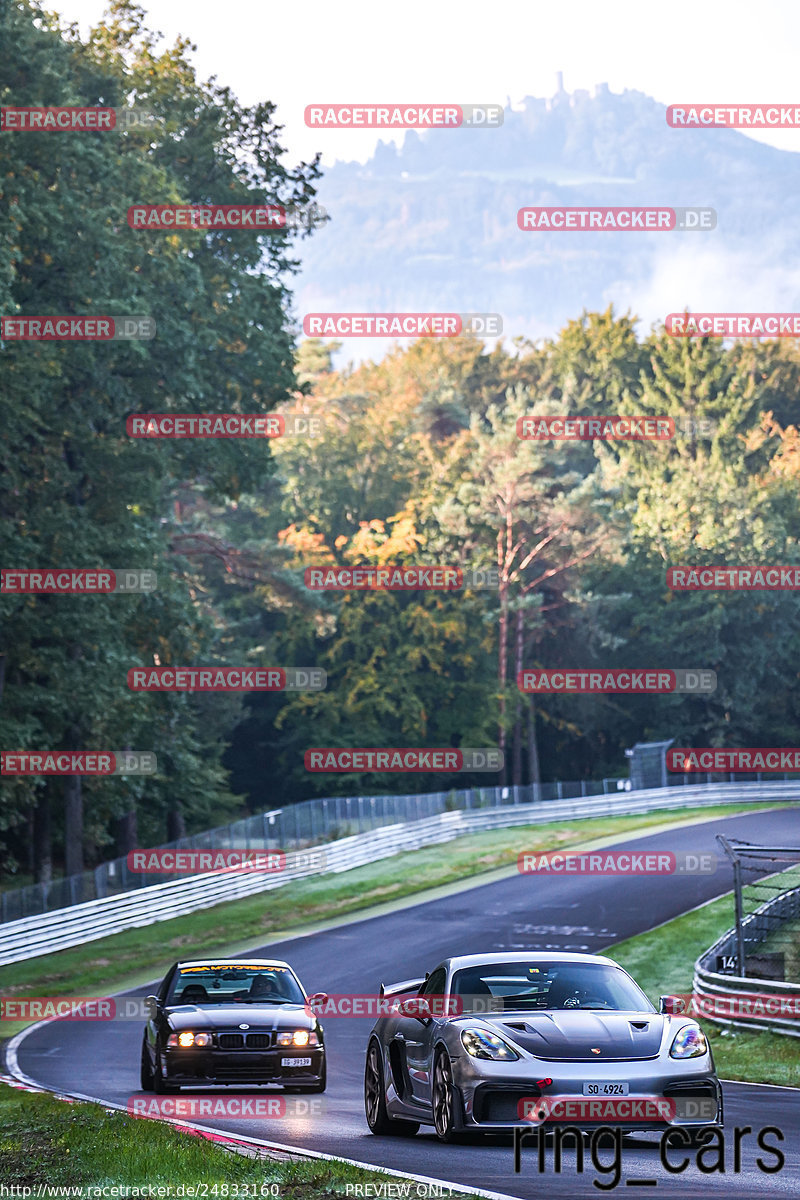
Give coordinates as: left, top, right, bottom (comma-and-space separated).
669, 1024, 708, 1059
167, 1031, 211, 1048
277, 1030, 318, 1047
461, 1028, 519, 1060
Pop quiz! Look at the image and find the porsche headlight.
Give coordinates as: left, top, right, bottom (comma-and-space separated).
461, 1028, 519, 1060
167, 1031, 211, 1048
669, 1024, 708, 1059
277, 1030, 318, 1047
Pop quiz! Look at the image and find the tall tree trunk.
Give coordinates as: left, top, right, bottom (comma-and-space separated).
33, 794, 52, 884
527, 697, 541, 788
63, 773, 83, 876
512, 607, 524, 785
167, 804, 186, 841
497, 527, 510, 784
114, 808, 138, 856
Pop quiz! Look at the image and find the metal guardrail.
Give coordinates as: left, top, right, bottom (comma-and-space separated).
3, 770, 794, 924
693, 877, 800, 1037
1, 775, 635, 923
1, 779, 796, 966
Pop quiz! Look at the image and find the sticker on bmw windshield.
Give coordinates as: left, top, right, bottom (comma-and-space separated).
179, 964, 288, 973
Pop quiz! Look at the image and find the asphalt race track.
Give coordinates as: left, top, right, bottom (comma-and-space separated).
9, 808, 800, 1198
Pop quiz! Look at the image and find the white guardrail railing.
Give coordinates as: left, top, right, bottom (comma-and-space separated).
692, 943, 800, 1038
1, 781, 797, 966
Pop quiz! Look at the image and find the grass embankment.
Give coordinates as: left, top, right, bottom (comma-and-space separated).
1, 802, 785, 1024
0, 1081, 480, 1197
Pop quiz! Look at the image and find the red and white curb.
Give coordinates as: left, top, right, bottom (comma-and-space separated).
2, 1020, 520, 1200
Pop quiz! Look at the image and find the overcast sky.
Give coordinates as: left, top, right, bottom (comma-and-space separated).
49, 0, 800, 165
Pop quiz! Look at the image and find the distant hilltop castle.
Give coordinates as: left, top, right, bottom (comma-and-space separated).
542, 74, 611, 111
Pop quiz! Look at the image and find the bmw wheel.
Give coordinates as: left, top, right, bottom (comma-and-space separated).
139, 1037, 154, 1091
285, 1058, 327, 1093
153, 1046, 179, 1095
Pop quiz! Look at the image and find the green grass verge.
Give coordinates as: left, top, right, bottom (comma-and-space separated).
2, 802, 785, 1030
0, 1081, 480, 1196
610, 895, 800, 1087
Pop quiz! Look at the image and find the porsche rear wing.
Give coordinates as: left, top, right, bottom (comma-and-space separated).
379, 977, 425, 1000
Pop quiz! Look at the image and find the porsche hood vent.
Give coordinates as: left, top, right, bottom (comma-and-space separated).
497, 1013, 663, 1061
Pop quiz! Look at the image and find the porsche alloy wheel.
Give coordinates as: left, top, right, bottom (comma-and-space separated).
364, 1041, 418, 1136
432, 1050, 458, 1142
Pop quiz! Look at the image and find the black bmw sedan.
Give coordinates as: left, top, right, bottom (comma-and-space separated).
140, 958, 327, 1093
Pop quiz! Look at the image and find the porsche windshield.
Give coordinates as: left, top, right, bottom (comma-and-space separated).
168, 965, 306, 1006
450, 961, 654, 1013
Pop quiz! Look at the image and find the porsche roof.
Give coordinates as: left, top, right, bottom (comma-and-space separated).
444, 952, 617, 969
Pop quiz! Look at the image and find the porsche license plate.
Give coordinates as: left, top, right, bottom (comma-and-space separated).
582, 1082, 629, 1096
282, 1056, 312, 1067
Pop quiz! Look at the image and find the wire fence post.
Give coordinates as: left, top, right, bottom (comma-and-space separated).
733, 857, 746, 976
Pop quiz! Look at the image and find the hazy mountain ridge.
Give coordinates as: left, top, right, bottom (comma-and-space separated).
294, 87, 800, 352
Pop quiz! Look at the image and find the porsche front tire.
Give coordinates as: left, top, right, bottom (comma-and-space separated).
432, 1050, 461, 1143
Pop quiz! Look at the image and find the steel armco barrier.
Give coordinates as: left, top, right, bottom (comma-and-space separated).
0, 780, 796, 966
693, 877, 800, 1038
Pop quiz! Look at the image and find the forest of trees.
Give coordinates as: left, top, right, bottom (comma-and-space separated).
3, 1, 800, 885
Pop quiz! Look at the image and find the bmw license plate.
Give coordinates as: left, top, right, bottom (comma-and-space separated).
282, 1056, 312, 1067
582, 1082, 629, 1095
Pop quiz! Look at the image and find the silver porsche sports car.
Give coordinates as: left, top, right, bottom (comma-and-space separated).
364, 952, 722, 1141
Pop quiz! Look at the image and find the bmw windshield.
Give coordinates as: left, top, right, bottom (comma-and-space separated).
167, 964, 306, 1006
